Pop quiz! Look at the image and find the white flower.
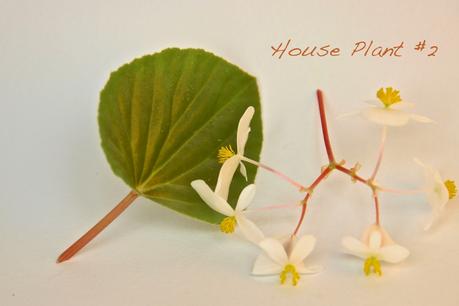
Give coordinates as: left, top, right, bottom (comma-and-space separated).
190, 180, 264, 244
341, 87, 432, 127
252, 235, 321, 285
342, 224, 409, 276
213, 155, 241, 201
217, 106, 255, 183
415, 158, 457, 230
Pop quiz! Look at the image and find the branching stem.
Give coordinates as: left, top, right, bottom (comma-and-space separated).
292, 89, 387, 235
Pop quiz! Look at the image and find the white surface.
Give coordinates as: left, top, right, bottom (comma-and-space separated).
1, 0, 459, 305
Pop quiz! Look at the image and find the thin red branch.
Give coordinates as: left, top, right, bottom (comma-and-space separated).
335, 165, 368, 184
373, 192, 381, 225
293, 193, 309, 236
317, 90, 335, 163
336, 164, 381, 225
292, 167, 332, 236
291, 90, 340, 237
293, 89, 387, 234
310, 167, 332, 190
369, 126, 387, 181
242, 157, 306, 190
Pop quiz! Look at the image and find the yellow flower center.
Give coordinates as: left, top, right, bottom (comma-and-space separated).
364, 256, 382, 276
219, 216, 236, 233
217, 145, 236, 164
444, 180, 457, 200
377, 87, 402, 108
280, 264, 300, 286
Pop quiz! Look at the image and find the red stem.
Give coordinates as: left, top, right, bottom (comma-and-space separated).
336, 164, 381, 225
293, 194, 309, 236
292, 90, 337, 236
292, 167, 332, 236
317, 90, 335, 163
369, 127, 387, 181
373, 192, 381, 225
310, 167, 332, 190
335, 165, 368, 184
57, 190, 138, 263
293, 89, 385, 234
242, 157, 306, 190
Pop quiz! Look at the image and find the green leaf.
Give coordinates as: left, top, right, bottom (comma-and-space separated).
98, 48, 263, 223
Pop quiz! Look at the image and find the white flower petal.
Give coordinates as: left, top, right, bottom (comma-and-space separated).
237, 106, 255, 156
235, 184, 256, 212
427, 182, 449, 211
413, 157, 428, 169
365, 100, 415, 110
361, 107, 410, 126
214, 155, 240, 200
239, 162, 248, 181
416, 159, 441, 190
410, 114, 433, 123
391, 101, 415, 110
424, 218, 434, 231
432, 171, 449, 208
414, 158, 449, 230
336, 111, 360, 120
364, 99, 382, 107
416, 159, 439, 192
378, 226, 395, 245
236, 214, 264, 244
424, 210, 441, 231
362, 224, 394, 246
259, 238, 288, 266
378, 244, 409, 263
342, 236, 370, 259
289, 235, 316, 264
433, 170, 446, 190
252, 253, 282, 275
295, 263, 323, 274
369, 230, 382, 249
190, 180, 234, 216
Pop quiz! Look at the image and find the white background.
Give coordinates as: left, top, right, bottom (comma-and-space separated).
1, 0, 459, 305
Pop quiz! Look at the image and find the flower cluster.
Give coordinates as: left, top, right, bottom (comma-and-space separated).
191, 88, 456, 286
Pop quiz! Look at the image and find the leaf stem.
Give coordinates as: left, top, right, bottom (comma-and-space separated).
57, 190, 138, 263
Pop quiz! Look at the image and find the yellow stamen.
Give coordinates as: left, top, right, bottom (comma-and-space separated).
363, 256, 382, 276
219, 216, 236, 233
444, 180, 457, 199
280, 264, 300, 286
377, 87, 402, 108
217, 145, 236, 164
